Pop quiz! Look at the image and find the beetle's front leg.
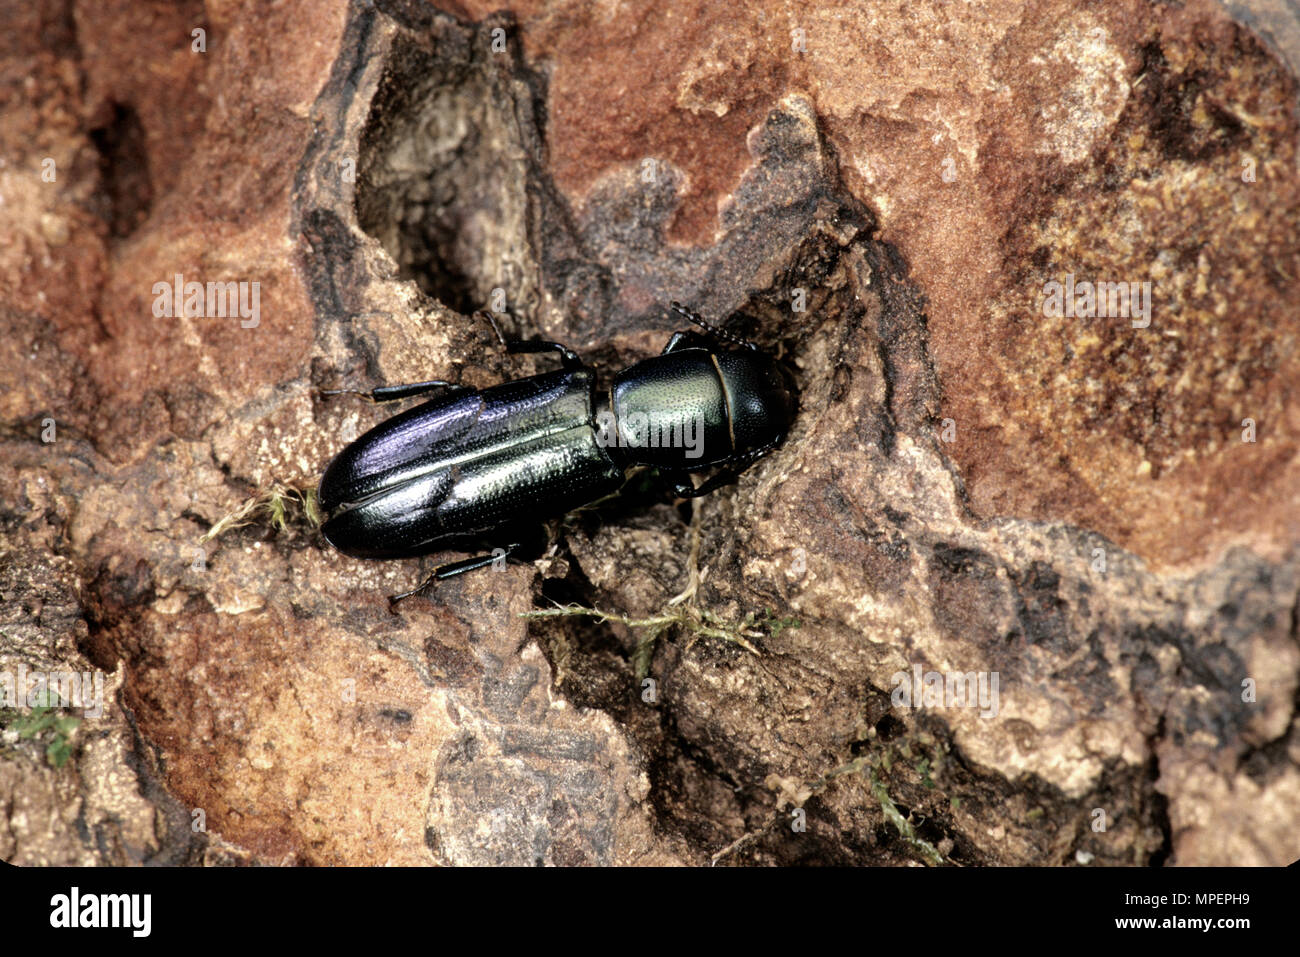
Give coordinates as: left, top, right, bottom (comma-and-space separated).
475, 310, 585, 370
321, 380, 466, 403
668, 436, 784, 499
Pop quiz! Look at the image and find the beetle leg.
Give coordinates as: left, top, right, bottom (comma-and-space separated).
476, 309, 584, 370
669, 471, 737, 499
668, 436, 783, 499
321, 380, 464, 403
388, 543, 523, 607
503, 338, 584, 370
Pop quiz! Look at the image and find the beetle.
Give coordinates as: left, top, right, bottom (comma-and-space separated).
317, 302, 797, 604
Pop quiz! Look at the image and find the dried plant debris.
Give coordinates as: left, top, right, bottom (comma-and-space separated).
1, 0, 1298, 866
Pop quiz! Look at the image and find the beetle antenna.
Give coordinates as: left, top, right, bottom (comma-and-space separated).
670, 301, 758, 351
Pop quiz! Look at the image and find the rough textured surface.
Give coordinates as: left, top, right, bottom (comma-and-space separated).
1, 0, 1299, 866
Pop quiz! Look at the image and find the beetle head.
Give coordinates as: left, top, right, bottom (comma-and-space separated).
714, 348, 798, 455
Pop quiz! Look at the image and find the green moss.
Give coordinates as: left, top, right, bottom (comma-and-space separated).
869, 768, 945, 866
794, 751, 947, 866
200, 482, 321, 543
760, 607, 802, 638
916, 756, 935, 789
0, 694, 79, 768
631, 633, 661, 685
523, 602, 766, 672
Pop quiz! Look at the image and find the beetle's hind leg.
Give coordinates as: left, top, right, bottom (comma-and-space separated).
475, 309, 584, 370
388, 542, 523, 608
321, 380, 466, 403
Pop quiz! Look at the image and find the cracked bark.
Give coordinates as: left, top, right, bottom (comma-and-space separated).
2, 0, 1299, 866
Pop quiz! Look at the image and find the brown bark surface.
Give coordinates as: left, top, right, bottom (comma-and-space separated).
2, 0, 1298, 865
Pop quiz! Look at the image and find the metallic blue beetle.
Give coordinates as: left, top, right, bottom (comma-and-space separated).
318, 303, 796, 603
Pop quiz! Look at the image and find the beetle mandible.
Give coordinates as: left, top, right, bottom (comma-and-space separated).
317, 302, 797, 604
